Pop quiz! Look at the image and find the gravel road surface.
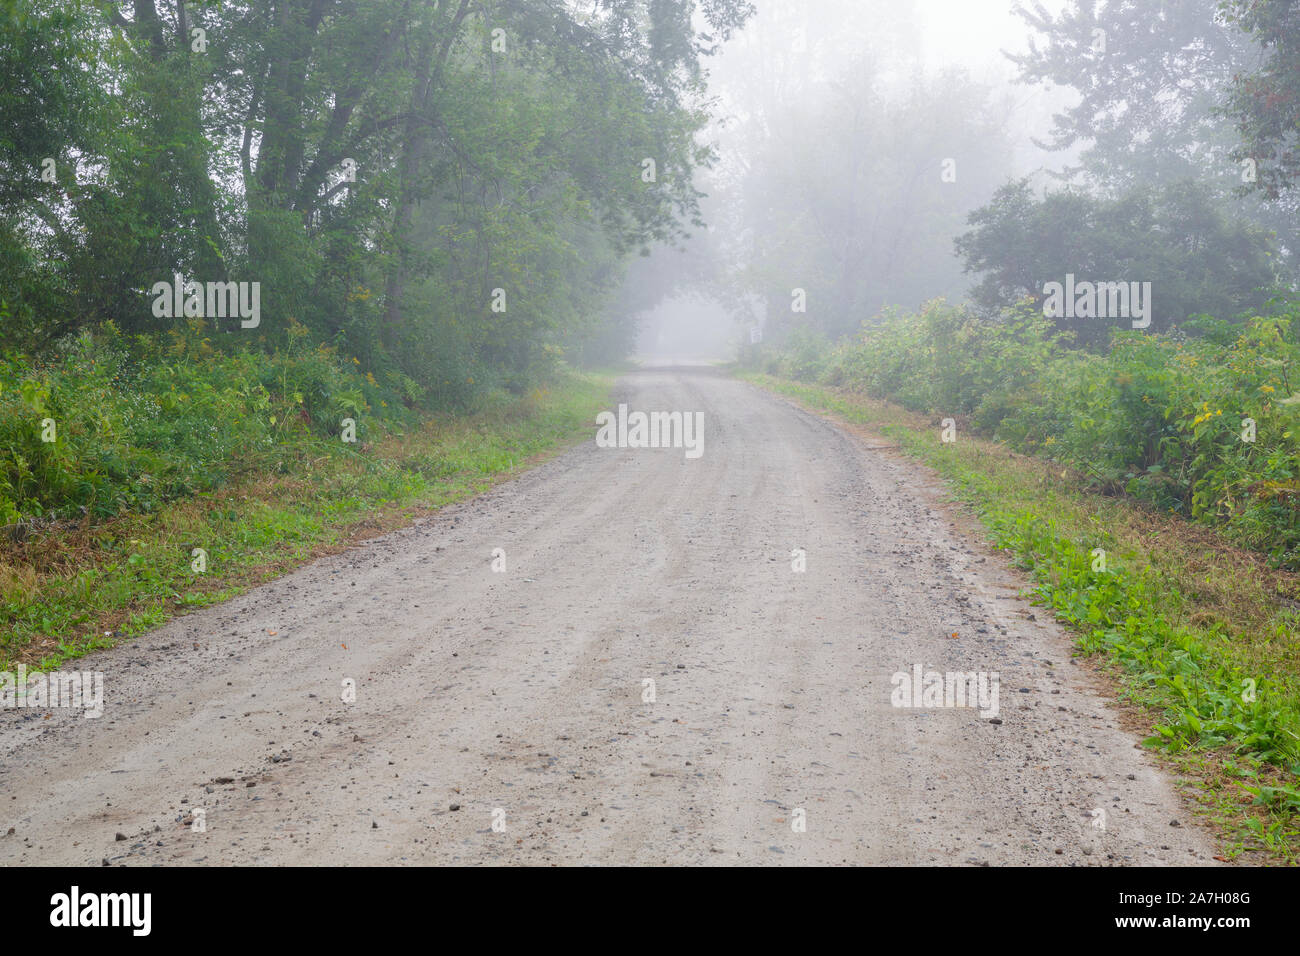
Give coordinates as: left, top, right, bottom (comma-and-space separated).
0, 366, 1218, 865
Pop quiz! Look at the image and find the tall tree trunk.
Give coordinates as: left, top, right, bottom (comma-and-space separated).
382, 0, 472, 350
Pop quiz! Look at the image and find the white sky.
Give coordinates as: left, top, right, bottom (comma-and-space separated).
701, 0, 1077, 181
913, 0, 1062, 72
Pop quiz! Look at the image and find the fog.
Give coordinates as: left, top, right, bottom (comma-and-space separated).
628, 0, 1289, 359
3, 0, 1296, 877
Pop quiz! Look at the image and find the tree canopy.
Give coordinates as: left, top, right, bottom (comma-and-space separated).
0, 0, 753, 391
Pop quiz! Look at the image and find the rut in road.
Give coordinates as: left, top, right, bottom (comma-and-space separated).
0, 366, 1218, 865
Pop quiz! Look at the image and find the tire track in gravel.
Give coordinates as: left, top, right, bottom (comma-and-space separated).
0, 366, 1219, 865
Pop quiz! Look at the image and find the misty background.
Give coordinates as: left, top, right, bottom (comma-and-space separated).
630, 0, 1296, 361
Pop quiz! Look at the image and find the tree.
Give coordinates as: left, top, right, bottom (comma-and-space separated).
955, 177, 1280, 345
1222, 0, 1300, 200
1009, 0, 1300, 275
727, 61, 1017, 342
1009, 0, 1251, 189
0, 0, 756, 398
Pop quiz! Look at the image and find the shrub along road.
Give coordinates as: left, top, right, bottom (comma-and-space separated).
0, 366, 1217, 865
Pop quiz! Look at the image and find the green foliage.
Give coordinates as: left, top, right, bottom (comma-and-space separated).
1008, 0, 1251, 189
0, 322, 417, 525
764, 325, 832, 381
0, 0, 753, 394
757, 297, 1300, 567
955, 178, 1281, 342
743, 370, 1300, 851
996, 511, 1298, 768
1222, 0, 1300, 200
907, 500, 1300, 781
1, 367, 613, 668
1009, 0, 1300, 275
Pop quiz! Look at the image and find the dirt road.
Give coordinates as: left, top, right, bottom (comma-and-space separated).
1, 366, 1218, 865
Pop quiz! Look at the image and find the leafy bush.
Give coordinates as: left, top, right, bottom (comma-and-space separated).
754, 297, 1300, 567
0, 321, 421, 524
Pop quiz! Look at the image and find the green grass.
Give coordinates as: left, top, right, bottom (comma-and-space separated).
3, 369, 612, 669
740, 369, 1300, 862
755, 303, 1300, 569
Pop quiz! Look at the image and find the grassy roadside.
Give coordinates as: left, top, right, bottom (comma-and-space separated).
3, 369, 613, 670
739, 369, 1300, 863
